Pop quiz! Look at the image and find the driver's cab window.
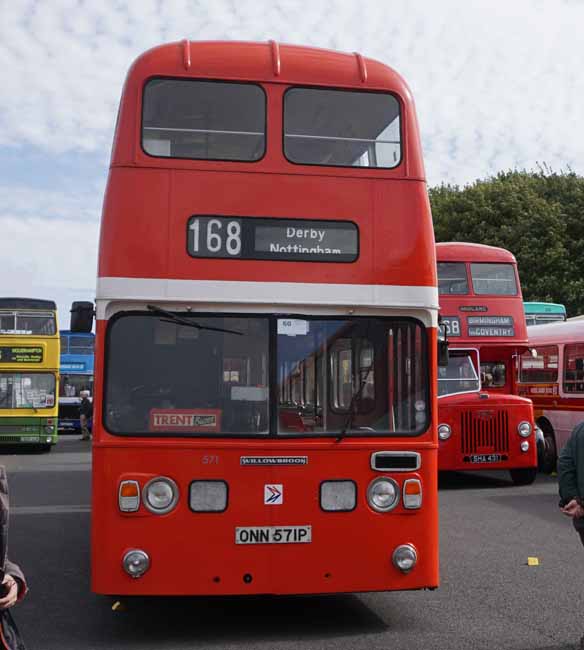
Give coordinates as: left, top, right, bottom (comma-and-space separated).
480, 362, 506, 388
438, 350, 480, 397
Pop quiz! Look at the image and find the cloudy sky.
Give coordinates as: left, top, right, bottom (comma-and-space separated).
1, 0, 583, 323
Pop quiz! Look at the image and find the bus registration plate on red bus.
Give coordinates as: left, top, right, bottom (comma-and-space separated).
235, 526, 312, 544
470, 454, 501, 464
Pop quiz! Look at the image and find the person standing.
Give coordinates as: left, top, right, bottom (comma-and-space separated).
79, 390, 93, 441
558, 421, 584, 545
0, 467, 28, 649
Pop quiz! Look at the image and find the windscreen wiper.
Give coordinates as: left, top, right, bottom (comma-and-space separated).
146, 305, 243, 336
336, 364, 373, 443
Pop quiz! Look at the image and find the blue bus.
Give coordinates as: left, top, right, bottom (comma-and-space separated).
58, 330, 94, 433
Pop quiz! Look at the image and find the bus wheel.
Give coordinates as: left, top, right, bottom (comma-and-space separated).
509, 468, 537, 486
540, 431, 557, 475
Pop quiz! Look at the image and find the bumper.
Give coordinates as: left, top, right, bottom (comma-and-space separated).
0, 417, 58, 445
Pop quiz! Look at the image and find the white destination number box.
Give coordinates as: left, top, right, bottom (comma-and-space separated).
187, 215, 358, 263
235, 525, 312, 545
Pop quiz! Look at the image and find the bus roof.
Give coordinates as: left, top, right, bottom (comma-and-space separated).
523, 302, 566, 315
111, 40, 426, 179
0, 298, 57, 310
436, 242, 516, 264
129, 40, 412, 93
527, 319, 584, 345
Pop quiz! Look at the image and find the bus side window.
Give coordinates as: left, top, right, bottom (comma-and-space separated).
576, 358, 584, 392
564, 345, 584, 393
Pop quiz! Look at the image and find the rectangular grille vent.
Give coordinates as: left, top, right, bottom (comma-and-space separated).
460, 410, 509, 454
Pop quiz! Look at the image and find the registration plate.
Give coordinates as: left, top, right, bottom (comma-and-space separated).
470, 454, 501, 464
235, 525, 311, 545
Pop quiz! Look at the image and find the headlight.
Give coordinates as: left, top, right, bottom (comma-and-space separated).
45, 424, 54, 432
367, 477, 399, 512
143, 477, 179, 514
438, 424, 452, 440
189, 480, 228, 512
320, 480, 356, 511
520, 440, 530, 453
392, 544, 417, 573
122, 549, 150, 578
517, 421, 532, 437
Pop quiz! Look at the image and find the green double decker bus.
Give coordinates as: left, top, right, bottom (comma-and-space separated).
524, 302, 567, 327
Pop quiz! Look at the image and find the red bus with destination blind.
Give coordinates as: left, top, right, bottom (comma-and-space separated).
75, 40, 441, 596
518, 320, 584, 473
436, 243, 538, 485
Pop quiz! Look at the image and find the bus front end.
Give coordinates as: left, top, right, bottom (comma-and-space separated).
438, 391, 536, 483
0, 299, 59, 450
91, 309, 439, 595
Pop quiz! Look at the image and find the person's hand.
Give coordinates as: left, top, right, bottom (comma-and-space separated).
0, 575, 18, 609
561, 499, 584, 518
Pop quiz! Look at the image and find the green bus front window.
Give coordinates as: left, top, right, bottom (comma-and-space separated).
0, 373, 56, 409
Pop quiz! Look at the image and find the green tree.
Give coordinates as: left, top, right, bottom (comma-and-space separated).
429, 169, 584, 316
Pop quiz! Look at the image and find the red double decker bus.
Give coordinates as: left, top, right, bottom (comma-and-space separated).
74, 40, 440, 596
436, 243, 538, 485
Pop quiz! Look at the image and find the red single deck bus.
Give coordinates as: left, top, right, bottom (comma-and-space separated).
518, 320, 584, 473
75, 40, 441, 596
436, 243, 538, 485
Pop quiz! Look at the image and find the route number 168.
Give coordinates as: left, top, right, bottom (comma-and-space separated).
189, 217, 242, 257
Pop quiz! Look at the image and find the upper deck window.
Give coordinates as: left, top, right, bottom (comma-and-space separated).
470, 263, 517, 296
70, 336, 94, 354
0, 311, 56, 336
284, 88, 401, 168
142, 79, 266, 162
438, 262, 469, 295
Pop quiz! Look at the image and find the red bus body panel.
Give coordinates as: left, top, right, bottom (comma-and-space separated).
93, 41, 439, 596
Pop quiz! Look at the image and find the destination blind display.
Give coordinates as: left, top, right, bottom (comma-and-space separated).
187, 216, 359, 262
0, 346, 43, 363
467, 316, 515, 337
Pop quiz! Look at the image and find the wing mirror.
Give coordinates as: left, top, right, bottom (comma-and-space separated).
70, 301, 95, 333
437, 319, 449, 368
